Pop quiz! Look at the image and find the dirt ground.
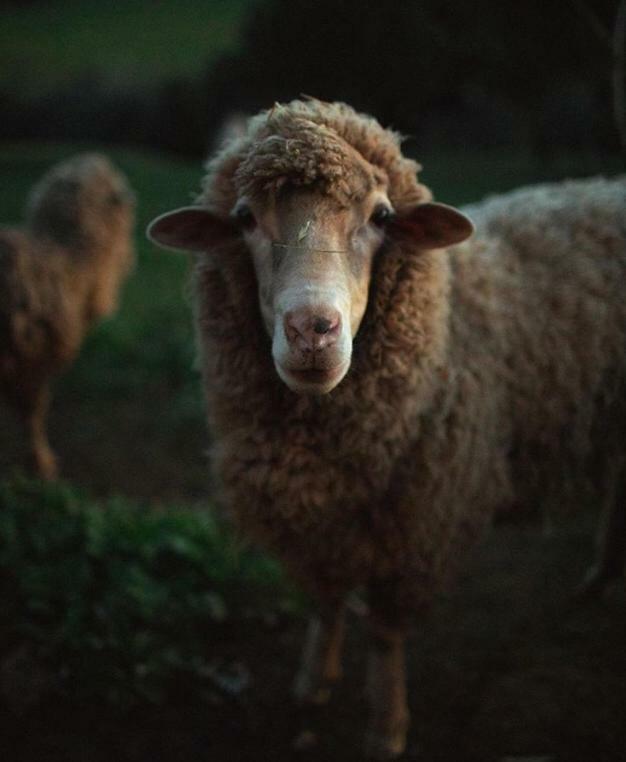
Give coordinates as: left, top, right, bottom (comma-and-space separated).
1, 511, 624, 762
0, 385, 210, 504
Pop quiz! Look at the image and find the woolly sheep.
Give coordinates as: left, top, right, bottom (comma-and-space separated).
148, 99, 626, 759
0, 154, 135, 479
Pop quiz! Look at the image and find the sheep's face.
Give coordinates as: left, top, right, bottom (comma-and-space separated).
234, 185, 388, 393
148, 176, 473, 396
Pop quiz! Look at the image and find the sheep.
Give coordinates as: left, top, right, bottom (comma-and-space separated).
0, 154, 135, 480
147, 98, 626, 759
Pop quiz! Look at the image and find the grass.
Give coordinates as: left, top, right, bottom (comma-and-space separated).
0, 476, 295, 708
0, 0, 256, 94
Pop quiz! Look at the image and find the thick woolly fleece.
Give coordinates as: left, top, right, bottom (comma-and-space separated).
0, 154, 134, 406
194, 99, 626, 620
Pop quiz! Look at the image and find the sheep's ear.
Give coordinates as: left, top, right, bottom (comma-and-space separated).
147, 206, 235, 253
391, 202, 474, 249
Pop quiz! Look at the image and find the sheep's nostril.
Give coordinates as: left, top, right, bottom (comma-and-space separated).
284, 309, 341, 351
313, 317, 333, 335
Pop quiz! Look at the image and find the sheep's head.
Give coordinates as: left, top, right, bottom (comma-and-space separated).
148, 106, 474, 395
27, 154, 135, 250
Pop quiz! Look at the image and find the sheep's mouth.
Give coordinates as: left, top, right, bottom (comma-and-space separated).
288, 368, 340, 383
277, 360, 350, 394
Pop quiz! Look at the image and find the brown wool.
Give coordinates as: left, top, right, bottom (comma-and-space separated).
193, 99, 625, 613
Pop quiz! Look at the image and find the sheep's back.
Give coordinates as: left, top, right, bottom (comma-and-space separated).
458, 176, 626, 508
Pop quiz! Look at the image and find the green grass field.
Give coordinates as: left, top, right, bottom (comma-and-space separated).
0, 0, 255, 94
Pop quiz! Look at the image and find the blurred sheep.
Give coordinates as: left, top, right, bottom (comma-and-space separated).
0, 154, 135, 479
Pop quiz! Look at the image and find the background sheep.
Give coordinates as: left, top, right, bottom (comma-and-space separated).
0, 154, 135, 480
148, 99, 626, 759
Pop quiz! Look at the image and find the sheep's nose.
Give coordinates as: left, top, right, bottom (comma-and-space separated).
284, 308, 341, 351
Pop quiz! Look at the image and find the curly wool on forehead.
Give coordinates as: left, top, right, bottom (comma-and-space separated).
235, 120, 382, 207
201, 99, 432, 214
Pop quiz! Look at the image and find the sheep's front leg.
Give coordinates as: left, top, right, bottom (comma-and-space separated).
19, 383, 58, 481
293, 602, 345, 705
365, 592, 410, 759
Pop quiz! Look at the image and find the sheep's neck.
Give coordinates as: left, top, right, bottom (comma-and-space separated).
42, 232, 130, 325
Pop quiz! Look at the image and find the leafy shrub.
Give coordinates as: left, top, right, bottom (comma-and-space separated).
0, 478, 296, 707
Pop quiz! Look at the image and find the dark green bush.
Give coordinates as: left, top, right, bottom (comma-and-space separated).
0, 478, 295, 707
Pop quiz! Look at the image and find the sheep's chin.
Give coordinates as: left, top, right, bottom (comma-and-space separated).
275, 360, 351, 395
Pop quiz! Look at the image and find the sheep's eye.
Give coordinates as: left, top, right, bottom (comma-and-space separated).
370, 204, 394, 227
233, 203, 256, 230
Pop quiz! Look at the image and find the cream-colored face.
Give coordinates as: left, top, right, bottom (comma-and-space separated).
237, 185, 392, 394
148, 170, 474, 398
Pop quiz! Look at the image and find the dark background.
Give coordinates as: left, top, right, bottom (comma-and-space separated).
1, 0, 624, 159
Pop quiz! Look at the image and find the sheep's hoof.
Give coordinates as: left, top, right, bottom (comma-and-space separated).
364, 727, 407, 759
